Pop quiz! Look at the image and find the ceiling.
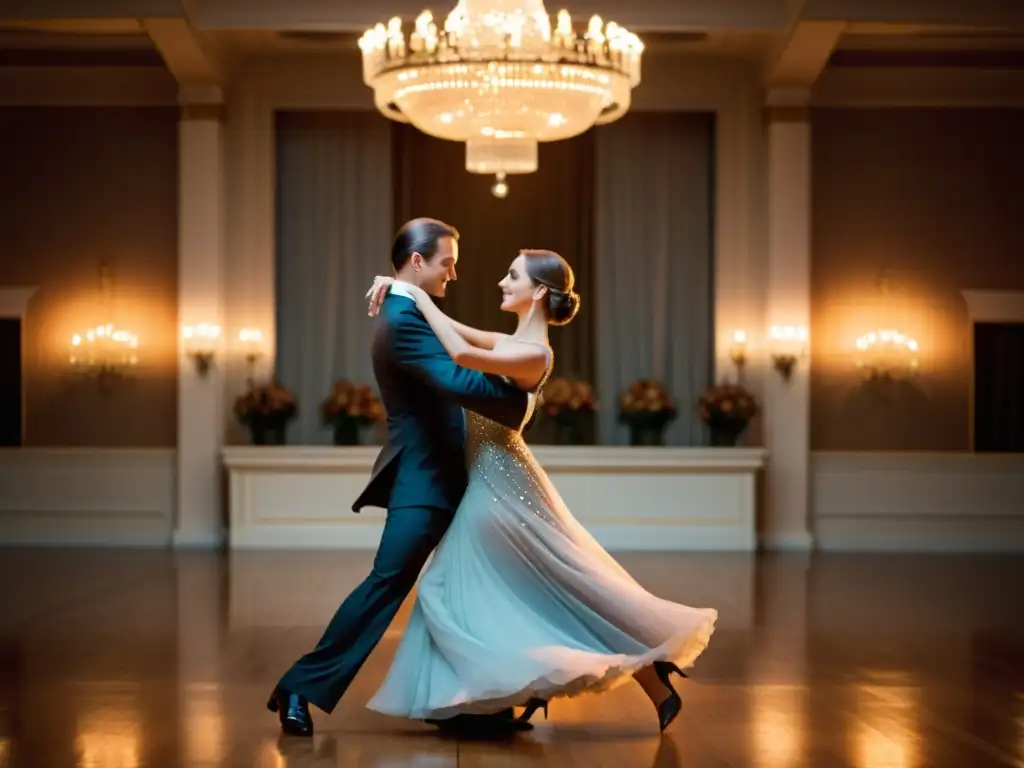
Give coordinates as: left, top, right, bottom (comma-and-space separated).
0, 24, 778, 58
0, 15, 1021, 75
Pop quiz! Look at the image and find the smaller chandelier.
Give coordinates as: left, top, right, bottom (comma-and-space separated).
854, 329, 918, 380
70, 323, 139, 381
358, 1, 643, 182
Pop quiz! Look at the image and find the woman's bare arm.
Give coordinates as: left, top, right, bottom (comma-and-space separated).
447, 320, 504, 350
407, 285, 548, 383
365, 275, 504, 349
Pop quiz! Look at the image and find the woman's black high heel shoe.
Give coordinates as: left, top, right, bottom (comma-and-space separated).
518, 697, 549, 722
653, 661, 688, 732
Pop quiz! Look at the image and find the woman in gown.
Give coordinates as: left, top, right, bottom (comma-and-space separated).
362, 249, 717, 732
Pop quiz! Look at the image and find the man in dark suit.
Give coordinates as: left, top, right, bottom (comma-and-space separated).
267, 218, 529, 736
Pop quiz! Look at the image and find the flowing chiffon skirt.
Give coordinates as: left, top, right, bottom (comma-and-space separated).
367, 412, 718, 719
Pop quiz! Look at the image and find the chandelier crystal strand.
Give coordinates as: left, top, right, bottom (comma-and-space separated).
358, 1, 643, 185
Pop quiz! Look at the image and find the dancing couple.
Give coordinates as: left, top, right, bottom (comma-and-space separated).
267, 218, 717, 736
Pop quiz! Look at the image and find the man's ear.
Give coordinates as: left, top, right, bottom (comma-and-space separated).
410, 252, 424, 271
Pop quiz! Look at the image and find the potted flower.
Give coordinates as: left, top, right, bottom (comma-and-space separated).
320, 379, 386, 445
234, 379, 298, 445
698, 383, 759, 446
618, 379, 676, 446
540, 377, 597, 445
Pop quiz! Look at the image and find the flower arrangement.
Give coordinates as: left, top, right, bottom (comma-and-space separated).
697, 382, 759, 446
618, 379, 677, 445
320, 379, 386, 445
619, 379, 676, 416
540, 377, 596, 445
541, 377, 597, 417
234, 379, 298, 445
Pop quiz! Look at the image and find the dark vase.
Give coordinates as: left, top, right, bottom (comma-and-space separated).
551, 411, 592, 445
552, 418, 582, 445
250, 420, 287, 446
708, 418, 747, 447
623, 410, 675, 447
629, 425, 664, 446
332, 419, 361, 446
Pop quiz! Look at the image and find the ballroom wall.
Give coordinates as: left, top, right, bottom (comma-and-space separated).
809, 107, 1024, 452
2, 51, 1023, 551
3, 98, 1023, 456
0, 105, 180, 448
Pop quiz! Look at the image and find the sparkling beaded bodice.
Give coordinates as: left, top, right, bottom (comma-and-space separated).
464, 344, 552, 471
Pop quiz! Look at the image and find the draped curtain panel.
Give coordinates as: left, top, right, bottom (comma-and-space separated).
392, 124, 596, 385
274, 110, 394, 445
594, 112, 716, 446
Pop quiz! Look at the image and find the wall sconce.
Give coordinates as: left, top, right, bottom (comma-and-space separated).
182, 323, 221, 377
854, 329, 919, 381
768, 325, 807, 381
239, 328, 263, 386
69, 324, 139, 386
729, 330, 748, 376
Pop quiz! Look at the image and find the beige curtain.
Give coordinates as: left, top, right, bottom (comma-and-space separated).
594, 112, 716, 446
274, 110, 394, 445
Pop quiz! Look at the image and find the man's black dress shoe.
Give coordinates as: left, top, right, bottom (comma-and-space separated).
267, 686, 314, 736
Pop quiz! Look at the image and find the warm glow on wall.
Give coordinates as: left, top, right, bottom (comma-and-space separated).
48, 298, 175, 379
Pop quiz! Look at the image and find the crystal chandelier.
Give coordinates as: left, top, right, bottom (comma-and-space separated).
69, 263, 139, 385
358, 0, 643, 190
69, 324, 139, 370
854, 329, 919, 380
854, 269, 919, 381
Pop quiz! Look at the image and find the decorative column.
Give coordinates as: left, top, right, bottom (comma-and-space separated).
762, 90, 813, 551
175, 86, 226, 548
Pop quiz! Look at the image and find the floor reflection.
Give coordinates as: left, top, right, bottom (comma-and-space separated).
182, 683, 225, 765
0, 549, 1022, 766
1018, 693, 1024, 763
751, 685, 806, 767
850, 673, 920, 768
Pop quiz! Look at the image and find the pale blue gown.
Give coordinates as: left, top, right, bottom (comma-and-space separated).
367, 353, 718, 720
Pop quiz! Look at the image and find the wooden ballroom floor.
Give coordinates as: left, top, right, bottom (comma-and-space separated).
1, 548, 1023, 767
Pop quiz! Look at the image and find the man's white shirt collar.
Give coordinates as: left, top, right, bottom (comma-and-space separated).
389, 279, 415, 299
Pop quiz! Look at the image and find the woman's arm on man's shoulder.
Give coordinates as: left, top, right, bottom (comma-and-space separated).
448, 320, 505, 350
